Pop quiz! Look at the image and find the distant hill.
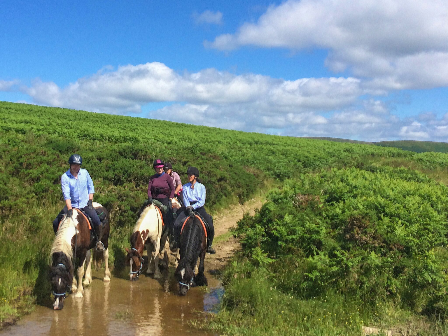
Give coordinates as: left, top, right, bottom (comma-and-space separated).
375, 140, 448, 153
306, 137, 448, 153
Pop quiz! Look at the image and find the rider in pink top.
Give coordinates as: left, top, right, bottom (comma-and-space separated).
164, 162, 183, 203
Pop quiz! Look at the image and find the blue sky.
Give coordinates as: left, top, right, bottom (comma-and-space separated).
1, 0, 448, 142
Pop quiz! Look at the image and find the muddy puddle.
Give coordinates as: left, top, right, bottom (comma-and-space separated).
1, 268, 221, 336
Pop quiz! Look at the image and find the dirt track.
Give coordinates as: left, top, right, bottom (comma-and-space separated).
204, 197, 264, 274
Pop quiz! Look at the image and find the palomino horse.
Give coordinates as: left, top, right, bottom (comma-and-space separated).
174, 214, 208, 295
50, 202, 110, 310
126, 203, 165, 280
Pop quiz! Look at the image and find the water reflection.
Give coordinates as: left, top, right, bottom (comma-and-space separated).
1, 273, 216, 336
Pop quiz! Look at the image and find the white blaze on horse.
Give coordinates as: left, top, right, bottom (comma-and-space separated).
49, 202, 110, 310
126, 203, 165, 280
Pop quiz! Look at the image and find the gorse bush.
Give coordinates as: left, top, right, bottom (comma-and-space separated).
234, 167, 448, 316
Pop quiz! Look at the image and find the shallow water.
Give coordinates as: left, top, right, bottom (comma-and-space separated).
1, 269, 220, 336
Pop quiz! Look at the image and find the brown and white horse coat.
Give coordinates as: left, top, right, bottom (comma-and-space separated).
50, 202, 110, 310
126, 203, 164, 280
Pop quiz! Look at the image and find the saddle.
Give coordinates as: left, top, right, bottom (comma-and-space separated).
181, 213, 208, 238
57, 207, 105, 232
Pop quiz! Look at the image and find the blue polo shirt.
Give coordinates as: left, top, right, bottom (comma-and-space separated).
182, 182, 206, 209
61, 168, 95, 208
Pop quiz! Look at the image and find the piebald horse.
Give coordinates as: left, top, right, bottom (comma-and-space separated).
50, 202, 110, 310
126, 203, 165, 280
174, 214, 208, 296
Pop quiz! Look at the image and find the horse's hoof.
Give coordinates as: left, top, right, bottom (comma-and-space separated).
74, 292, 83, 298
154, 272, 161, 279
103, 276, 111, 282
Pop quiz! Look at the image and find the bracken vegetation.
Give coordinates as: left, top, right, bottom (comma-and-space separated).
2, 101, 448, 334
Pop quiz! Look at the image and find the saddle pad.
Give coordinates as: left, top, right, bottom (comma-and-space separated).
154, 206, 164, 226
75, 209, 92, 230
180, 214, 207, 238
57, 208, 92, 231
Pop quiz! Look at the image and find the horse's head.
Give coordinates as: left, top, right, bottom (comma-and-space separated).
125, 247, 144, 281
175, 263, 195, 296
49, 252, 73, 310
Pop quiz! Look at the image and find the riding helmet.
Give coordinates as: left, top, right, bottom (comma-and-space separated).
187, 166, 199, 177
153, 159, 165, 168
164, 162, 173, 170
68, 154, 82, 165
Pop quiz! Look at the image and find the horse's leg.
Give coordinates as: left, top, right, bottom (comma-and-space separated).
146, 242, 155, 274
103, 248, 111, 282
153, 238, 162, 279
71, 274, 78, 293
83, 249, 92, 286
75, 255, 87, 298
194, 259, 199, 275
194, 251, 208, 287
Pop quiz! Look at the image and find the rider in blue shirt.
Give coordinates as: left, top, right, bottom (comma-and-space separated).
52, 154, 103, 249
171, 167, 215, 254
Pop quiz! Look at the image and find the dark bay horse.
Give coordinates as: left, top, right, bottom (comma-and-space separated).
50, 202, 110, 310
174, 214, 208, 295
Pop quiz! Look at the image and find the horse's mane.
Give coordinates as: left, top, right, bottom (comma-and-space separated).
179, 217, 204, 267
51, 215, 78, 260
133, 204, 159, 233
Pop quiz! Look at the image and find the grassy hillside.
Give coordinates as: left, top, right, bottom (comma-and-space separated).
2, 101, 448, 331
377, 140, 448, 153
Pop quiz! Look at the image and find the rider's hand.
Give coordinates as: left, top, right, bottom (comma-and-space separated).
147, 197, 153, 205
67, 209, 73, 218
87, 199, 94, 209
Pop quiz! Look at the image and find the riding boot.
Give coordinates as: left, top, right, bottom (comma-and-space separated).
94, 224, 105, 251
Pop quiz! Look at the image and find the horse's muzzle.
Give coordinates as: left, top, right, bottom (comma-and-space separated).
53, 297, 64, 310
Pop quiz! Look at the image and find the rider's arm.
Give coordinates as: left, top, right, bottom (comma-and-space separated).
167, 174, 175, 199
61, 174, 72, 208
86, 170, 95, 195
192, 184, 206, 209
182, 185, 190, 207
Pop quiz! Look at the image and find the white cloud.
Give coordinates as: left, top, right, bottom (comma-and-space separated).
0, 79, 19, 91
11, 61, 448, 142
22, 62, 362, 114
193, 10, 223, 25
206, 0, 448, 90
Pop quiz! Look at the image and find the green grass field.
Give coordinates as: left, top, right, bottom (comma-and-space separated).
2, 101, 448, 334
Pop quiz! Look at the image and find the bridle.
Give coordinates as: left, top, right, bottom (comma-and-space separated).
178, 279, 193, 290
52, 263, 71, 298
129, 248, 144, 278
